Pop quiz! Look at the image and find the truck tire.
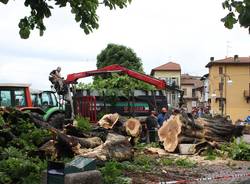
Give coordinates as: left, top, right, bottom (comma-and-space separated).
48, 113, 65, 129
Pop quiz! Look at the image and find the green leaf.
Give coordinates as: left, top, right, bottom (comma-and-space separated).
0, 0, 9, 4
19, 28, 30, 39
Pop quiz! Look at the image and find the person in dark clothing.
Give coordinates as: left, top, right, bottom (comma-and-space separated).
145, 111, 158, 130
145, 111, 158, 143
49, 67, 64, 93
157, 107, 167, 127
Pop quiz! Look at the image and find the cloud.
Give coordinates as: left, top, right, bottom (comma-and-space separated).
0, 0, 250, 89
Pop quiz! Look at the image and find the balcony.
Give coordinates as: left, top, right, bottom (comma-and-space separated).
244, 90, 250, 103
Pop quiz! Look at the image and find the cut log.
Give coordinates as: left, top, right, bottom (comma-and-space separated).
158, 115, 182, 152
98, 113, 119, 129
158, 113, 243, 153
77, 133, 133, 161
124, 118, 141, 137
73, 136, 103, 148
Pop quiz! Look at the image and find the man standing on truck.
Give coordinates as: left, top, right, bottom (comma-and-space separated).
49, 67, 64, 93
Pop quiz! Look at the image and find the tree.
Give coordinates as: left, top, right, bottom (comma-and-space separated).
0, 0, 132, 39
94, 43, 154, 93
222, 0, 250, 33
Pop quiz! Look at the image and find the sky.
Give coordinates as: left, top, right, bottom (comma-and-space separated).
0, 0, 250, 89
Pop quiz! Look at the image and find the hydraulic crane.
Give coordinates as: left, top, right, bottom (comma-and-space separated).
51, 64, 184, 120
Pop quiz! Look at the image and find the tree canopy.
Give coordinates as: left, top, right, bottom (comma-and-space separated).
222, 0, 250, 33
94, 43, 153, 92
0, 0, 132, 39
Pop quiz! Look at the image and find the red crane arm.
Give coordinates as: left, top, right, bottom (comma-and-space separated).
65, 64, 167, 89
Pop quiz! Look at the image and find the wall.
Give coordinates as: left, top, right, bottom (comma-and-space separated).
153, 70, 181, 86
209, 64, 250, 122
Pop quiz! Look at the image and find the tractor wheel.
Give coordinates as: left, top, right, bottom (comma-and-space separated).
49, 113, 65, 129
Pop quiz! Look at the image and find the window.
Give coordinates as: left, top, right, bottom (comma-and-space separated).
0, 90, 11, 106
219, 67, 223, 74
192, 89, 196, 98
183, 88, 187, 96
0, 88, 27, 107
14, 90, 26, 106
41, 92, 57, 107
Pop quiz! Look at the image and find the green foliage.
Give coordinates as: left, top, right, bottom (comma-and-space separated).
160, 157, 175, 166
175, 158, 197, 168
221, 138, 250, 160
95, 43, 154, 92
0, 109, 53, 184
97, 43, 143, 72
76, 115, 92, 131
204, 147, 217, 161
222, 0, 250, 33
133, 155, 157, 171
100, 161, 131, 184
0, 0, 132, 38
0, 147, 47, 184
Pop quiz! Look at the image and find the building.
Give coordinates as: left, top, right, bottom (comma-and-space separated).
151, 62, 181, 108
206, 55, 250, 122
181, 74, 204, 112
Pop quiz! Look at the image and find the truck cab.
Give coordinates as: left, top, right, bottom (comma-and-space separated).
0, 83, 32, 109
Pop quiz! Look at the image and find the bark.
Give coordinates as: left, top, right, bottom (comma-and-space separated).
76, 133, 133, 161
158, 113, 243, 153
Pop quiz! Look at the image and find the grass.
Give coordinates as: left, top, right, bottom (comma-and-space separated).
175, 158, 197, 168
204, 147, 217, 160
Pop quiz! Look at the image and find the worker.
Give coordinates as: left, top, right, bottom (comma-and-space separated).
145, 111, 158, 130
145, 111, 158, 143
49, 67, 64, 93
157, 107, 168, 127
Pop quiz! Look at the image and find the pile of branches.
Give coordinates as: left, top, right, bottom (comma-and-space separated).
158, 112, 244, 153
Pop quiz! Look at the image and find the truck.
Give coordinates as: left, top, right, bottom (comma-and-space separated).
51, 64, 184, 122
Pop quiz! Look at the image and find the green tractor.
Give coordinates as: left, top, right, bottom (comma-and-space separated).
31, 90, 65, 128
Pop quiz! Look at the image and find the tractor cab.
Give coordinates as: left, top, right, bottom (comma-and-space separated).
31, 90, 60, 110
31, 90, 65, 124
0, 83, 32, 108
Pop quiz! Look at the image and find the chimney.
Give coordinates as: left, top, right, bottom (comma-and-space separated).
234, 55, 239, 61
210, 57, 214, 62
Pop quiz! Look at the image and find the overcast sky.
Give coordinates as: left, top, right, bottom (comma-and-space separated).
0, 0, 249, 89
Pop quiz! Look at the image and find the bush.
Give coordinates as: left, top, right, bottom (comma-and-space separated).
76, 116, 91, 131
221, 138, 250, 161
204, 147, 217, 160
0, 147, 47, 184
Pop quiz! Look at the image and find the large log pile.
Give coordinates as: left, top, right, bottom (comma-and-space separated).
158, 113, 244, 152
0, 108, 135, 161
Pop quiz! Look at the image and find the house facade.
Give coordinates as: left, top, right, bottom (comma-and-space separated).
151, 62, 181, 108
206, 55, 250, 122
181, 74, 204, 112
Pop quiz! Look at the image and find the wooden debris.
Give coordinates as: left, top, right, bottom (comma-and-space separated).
98, 113, 119, 129
78, 133, 133, 161
124, 118, 141, 137
158, 113, 243, 153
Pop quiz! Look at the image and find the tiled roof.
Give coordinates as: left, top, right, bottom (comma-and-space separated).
152, 62, 181, 72
181, 74, 203, 88
206, 57, 250, 67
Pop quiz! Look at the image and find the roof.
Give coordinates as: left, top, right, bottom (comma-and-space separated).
181, 74, 203, 88
151, 62, 181, 75
0, 83, 31, 87
206, 57, 250, 67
